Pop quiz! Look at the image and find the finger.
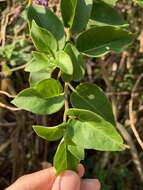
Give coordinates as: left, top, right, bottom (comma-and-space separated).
80, 179, 101, 190
6, 167, 56, 190
52, 170, 80, 190
77, 164, 85, 177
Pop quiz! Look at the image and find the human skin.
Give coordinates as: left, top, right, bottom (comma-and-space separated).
5, 165, 100, 190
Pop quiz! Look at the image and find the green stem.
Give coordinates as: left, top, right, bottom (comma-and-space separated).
67, 83, 76, 92
66, 28, 72, 42
63, 83, 69, 122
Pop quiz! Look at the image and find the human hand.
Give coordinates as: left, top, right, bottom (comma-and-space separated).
5, 165, 100, 190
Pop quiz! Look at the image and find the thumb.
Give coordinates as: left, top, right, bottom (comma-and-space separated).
51, 171, 80, 190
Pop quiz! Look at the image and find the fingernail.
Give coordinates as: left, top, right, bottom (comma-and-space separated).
52, 171, 80, 190
61, 171, 80, 190
81, 179, 101, 190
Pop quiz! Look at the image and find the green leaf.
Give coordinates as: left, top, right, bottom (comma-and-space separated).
54, 139, 79, 174
12, 79, 64, 115
55, 51, 73, 75
33, 123, 66, 141
67, 109, 124, 151
68, 145, 85, 160
25, 51, 55, 73
89, 1, 128, 27
61, 0, 77, 27
70, 83, 115, 125
27, 4, 65, 49
31, 21, 57, 55
61, 0, 93, 33
64, 43, 85, 81
71, 0, 93, 33
36, 79, 63, 98
76, 26, 134, 57
29, 70, 52, 86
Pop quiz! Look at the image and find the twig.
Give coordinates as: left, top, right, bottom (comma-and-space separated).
129, 100, 143, 150
106, 91, 139, 96
0, 140, 11, 153
0, 90, 16, 98
10, 64, 26, 72
100, 59, 117, 119
0, 122, 16, 127
129, 73, 143, 150
100, 57, 143, 181
14, 22, 27, 36
1, 11, 9, 46
0, 102, 21, 111
117, 122, 143, 182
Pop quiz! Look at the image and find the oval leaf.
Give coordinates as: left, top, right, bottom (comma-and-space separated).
35, 79, 63, 98
25, 51, 55, 73
67, 109, 124, 151
61, 0, 77, 27
12, 79, 64, 115
29, 70, 52, 86
61, 0, 93, 33
90, 1, 128, 27
27, 4, 65, 49
54, 139, 79, 174
70, 83, 115, 125
71, 0, 93, 33
68, 145, 85, 160
76, 26, 134, 57
31, 21, 57, 55
55, 51, 73, 75
33, 123, 66, 141
64, 43, 85, 81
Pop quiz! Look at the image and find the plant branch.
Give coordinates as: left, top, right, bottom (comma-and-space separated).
0, 90, 16, 98
63, 83, 69, 122
10, 64, 26, 72
0, 102, 21, 111
100, 59, 117, 119
67, 83, 76, 92
117, 122, 143, 182
128, 73, 143, 150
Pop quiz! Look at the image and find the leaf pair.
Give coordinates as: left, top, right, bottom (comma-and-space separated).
61, 0, 133, 57
33, 107, 124, 173
33, 122, 84, 174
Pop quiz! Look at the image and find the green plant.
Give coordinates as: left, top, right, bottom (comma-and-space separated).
11, 0, 137, 174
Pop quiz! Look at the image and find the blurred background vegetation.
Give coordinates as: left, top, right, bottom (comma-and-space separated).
0, 0, 143, 189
